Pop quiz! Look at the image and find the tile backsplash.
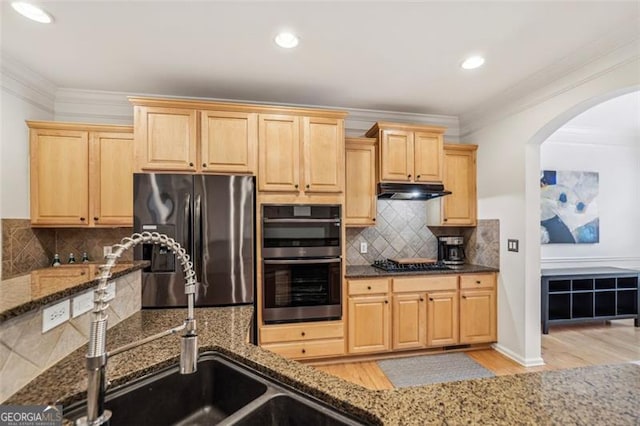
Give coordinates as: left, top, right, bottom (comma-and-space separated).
345, 200, 500, 268
2, 219, 133, 279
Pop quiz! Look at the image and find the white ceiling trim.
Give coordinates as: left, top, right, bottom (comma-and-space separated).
1, 53, 56, 115
544, 125, 639, 147
459, 26, 640, 138
54, 87, 460, 138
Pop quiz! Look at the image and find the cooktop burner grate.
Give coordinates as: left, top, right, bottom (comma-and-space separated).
372, 259, 452, 272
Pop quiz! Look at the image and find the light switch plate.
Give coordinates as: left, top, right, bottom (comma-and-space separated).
72, 290, 94, 318
104, 281, 116, 301
360, 242, 368, 254
43, 299, 70, 332
507, 239, 519, 252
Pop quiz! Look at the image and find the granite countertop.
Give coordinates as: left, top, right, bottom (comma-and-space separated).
7, 306, 639, 425
346, 263, 499, 278
0, 261, 148, 322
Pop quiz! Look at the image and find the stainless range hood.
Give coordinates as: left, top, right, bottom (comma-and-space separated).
377, 182, 451, 200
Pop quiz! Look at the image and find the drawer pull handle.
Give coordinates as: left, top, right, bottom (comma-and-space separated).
301, 332, 305, 337
301, 349, 306, 354
429, 298, 434, 301
367, 286, 371, 290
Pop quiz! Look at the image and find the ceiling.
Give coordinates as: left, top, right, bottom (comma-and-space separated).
1, 1, 639, 118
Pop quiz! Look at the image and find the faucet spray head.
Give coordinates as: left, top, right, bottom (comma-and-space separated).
180, 334, 198, 375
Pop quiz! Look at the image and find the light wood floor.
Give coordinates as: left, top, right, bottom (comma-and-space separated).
314, 319, 640, 390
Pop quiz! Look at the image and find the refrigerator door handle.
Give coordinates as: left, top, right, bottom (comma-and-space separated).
183, 192, 191, 256
194, 194, 202, 282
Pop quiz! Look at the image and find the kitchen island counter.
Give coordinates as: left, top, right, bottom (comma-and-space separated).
7, 306, 639, 425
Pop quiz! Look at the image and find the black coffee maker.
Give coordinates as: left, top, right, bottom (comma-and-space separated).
437, 236, 465, 266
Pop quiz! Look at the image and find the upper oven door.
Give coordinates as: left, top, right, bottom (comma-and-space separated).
262, 205, 341, 258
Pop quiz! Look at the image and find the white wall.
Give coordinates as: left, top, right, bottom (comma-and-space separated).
463, 47, 639, 366
540, 140, 640, 269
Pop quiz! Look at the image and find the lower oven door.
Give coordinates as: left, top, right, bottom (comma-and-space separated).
262, 258, 342, 324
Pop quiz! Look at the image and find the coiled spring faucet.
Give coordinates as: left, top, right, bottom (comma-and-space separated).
76, 232, 198, 426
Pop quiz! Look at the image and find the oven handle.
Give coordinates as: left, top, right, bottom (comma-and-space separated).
262, 218, 341, 223
263, 258, 341, 265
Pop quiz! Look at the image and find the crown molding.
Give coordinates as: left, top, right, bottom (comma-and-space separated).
54, 88, 460, 138
0, 53, 56, 115
459, 25, 640, 139
545, 125, 639, 147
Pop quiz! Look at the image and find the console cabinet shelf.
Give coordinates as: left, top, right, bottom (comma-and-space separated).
541, 267, 639, 334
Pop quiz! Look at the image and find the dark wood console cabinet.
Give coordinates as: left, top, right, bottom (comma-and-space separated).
541, 267, 639, 334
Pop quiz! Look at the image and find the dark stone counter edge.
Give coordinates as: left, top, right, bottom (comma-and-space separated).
345, 264, 499, 278
0, 261, 149, 323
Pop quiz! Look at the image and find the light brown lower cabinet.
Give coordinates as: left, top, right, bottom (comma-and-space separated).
459, 289, 496, 344
426, 291, 459, 346
260, 321, 345, 360
392, 293, 426, 350
348, 294, 391, 354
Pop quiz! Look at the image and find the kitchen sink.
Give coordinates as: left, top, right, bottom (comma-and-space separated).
64, 352, 364, 426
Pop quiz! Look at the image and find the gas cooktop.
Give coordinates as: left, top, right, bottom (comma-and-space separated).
372, 259, 452, 272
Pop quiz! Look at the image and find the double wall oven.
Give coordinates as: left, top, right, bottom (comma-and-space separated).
262, 205, 342, 324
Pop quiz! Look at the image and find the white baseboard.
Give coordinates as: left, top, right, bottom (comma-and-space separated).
492, 344, 546, 367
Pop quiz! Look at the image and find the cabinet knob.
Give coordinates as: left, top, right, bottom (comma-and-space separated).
80, 217, 85, 221
384, 300, 389, 304
189, 162, 194, 167
407, 174, 412, 178
443, 218, 448, 222
301, 331, 305, 337
462, 295, 467, 299
306, 184, 310, 189
420, 297, 424, 302
429, 297, 434, 301
301, 348, 306, 354
476, 280, 481, 284
417, 175, 421, 179
94, 217, 99, 221
367, 286, 371, 290
294, 184, 299, 189
202, 163, 207, 167
80, 272, 86, 275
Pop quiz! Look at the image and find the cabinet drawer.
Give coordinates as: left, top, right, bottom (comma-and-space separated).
262, 338, 345, 360
348, 279, 390, 295
260, 322, 344, 344
460, 273, 496, 290
392, 276, 458, 293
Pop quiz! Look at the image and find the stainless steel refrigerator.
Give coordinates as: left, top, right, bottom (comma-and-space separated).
133, 173, 254, 308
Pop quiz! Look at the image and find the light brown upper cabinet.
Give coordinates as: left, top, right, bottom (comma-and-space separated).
427, 144, 477, 226
365, 122, 445, 183
28, 121, 133, 227
258, 114, 345, 194
345, 138, 377, 226
131, 97, 258, 174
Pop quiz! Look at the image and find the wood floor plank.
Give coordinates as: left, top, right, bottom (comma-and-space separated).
314, 320, 640, 389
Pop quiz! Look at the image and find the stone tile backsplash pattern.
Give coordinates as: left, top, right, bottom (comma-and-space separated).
0, 270, 142, 402
2, 219, 133, 279
345, 200, 499, 268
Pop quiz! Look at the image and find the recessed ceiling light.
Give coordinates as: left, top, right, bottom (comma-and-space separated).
11, 1, 53, 23
274, 32, 299, 49
461, 56, 485, 70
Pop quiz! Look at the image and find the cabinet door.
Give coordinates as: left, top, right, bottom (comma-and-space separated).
413, 132, 443, 182
200, 111, 257, 174
348, 295, 390, 354
380, 130, 413, 181
258, 114, 300, 192
134, 106, 197, 171
442, 146, 477, 226
345, 140, 376, 226
30, 129, 89, 226
302, 116, 344, 193
392, 293, 426, 350
460, 289, 496, 344
427, 291, 459, 346
90, 132, 134, 226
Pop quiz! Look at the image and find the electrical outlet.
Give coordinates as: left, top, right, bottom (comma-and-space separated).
104, 281, 116, 301
42, 299, 70, 332
360, 242, 368, 254
103, 246, 112, 257
507, 239, 519, 252
72, 290, 94, 318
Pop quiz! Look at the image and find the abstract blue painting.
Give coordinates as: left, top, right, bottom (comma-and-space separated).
540, 170, 599, 244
